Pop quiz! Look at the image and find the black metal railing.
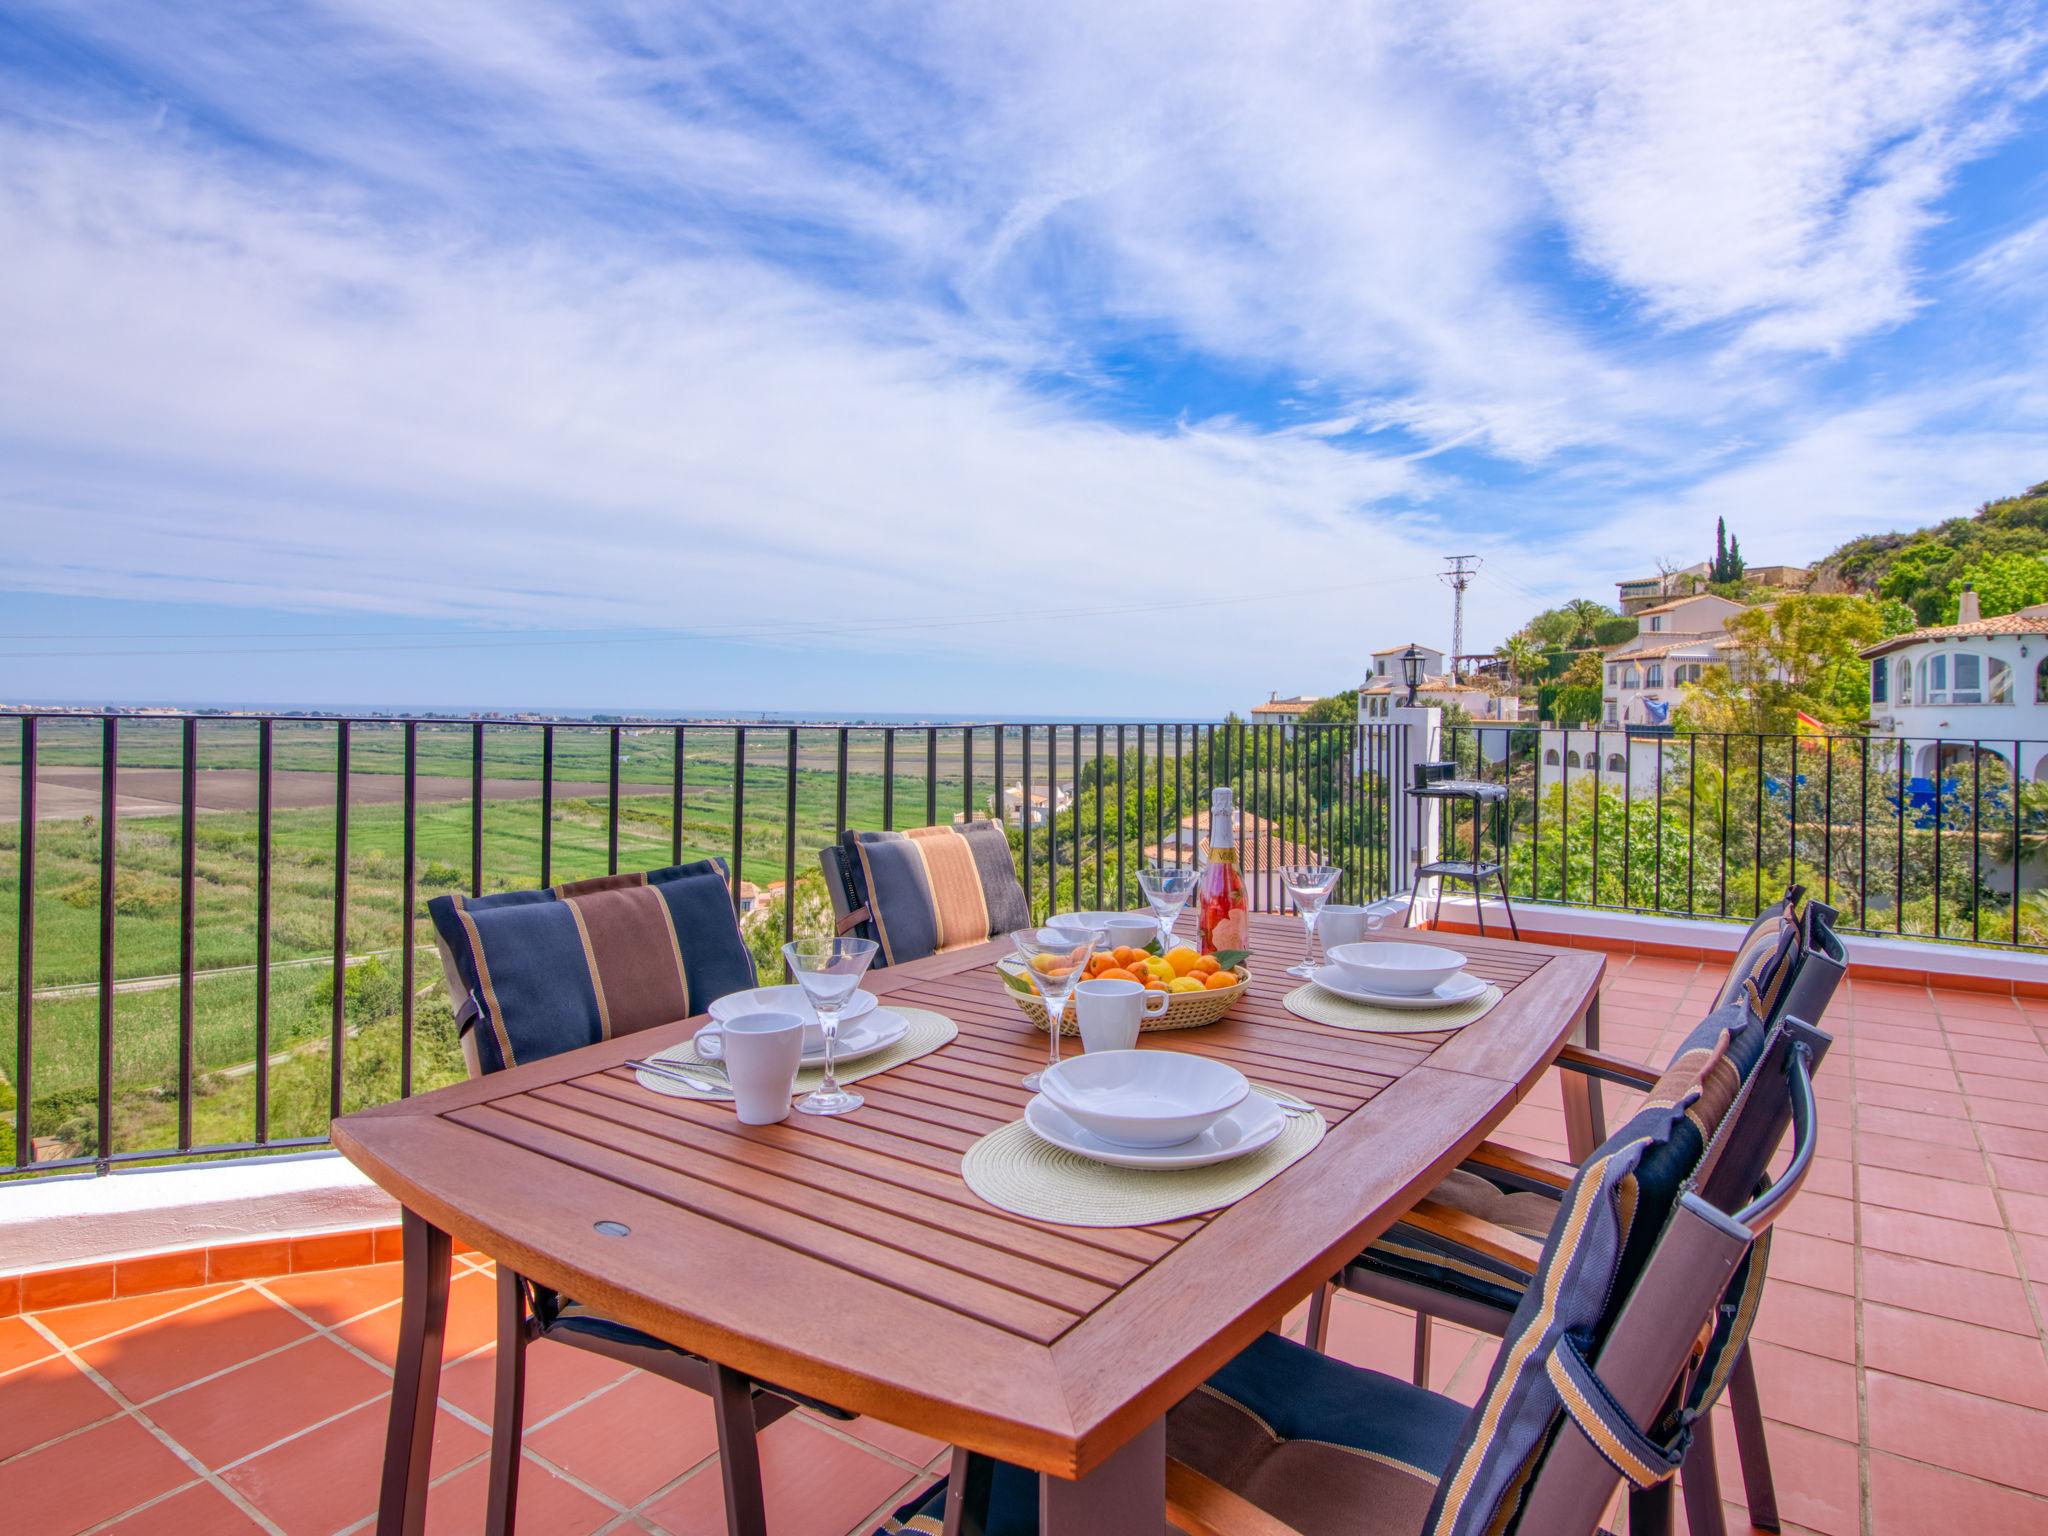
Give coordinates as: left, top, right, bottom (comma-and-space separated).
1441, 723, 2048, 949
2, 712, 1391, 1177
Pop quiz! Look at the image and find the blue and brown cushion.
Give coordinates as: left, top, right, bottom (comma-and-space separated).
427, 860, 756, 1075
874, 1334, 1468, 1536
1714, 887, 1806, 1021
1422, 999, 1761, 1534
843, 822, 1030, 967
1353, 986, 1776, 1314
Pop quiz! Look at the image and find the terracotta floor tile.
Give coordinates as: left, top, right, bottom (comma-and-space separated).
1864, 1371, 2048, 1494
639, 1414, 921, 1536
1857, 1165, 2007, 1226
1862, 1302, 2048, 1408
1745, 1342, 1859, 1444
81, 1287, 317, 1403
1990, 1153, 2048, 1195
1856, 1103, 1981, 1149
335, 1268, 497, 1368
0, 1412, 198, 1536
1765, 1231, 1855, 1294
221, 1398, 485, 1536
0, 1354, 123, 1459
141, 1335, 390, 1469
260, 1262, 406, 1327
1855, 1131, 1990, 1185
1775, 1190, 1854, 1244
1715, 1421, 1861, 1536
1853, 1078, 1970, 1118
425, 1453, 620, 1534
1858, 1205, 2021, 1276
1750, 1282, 1855, 1364
32, 1284, 238, 1350
437, 1338, 633, 1429
1860, 1250, 2041, 1335
1867, 1452, 2048, 1533
1980, 1122, 2048, 1161
98, 1482, 271, 1535
0, 1314, 59, 1374
802, 1408, 947, 1470
523, 1366, 721, 1508
1968, 1096, 2048, 1133
1999, 1187, 2048, 1236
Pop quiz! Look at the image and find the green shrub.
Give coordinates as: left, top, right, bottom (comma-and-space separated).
56, 869, 180, 916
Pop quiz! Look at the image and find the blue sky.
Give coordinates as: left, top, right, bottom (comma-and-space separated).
2, 2, 2045, 716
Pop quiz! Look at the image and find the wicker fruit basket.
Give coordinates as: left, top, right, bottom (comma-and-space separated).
998, 958, 1251, 1036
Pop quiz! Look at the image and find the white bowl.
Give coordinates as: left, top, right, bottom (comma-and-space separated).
1049, 911, 1158, 950
1038, 1049, 1249, 1148
1327, 941, 1467, 997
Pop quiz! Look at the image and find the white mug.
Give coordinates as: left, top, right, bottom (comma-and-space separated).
701, 1011, 806, 1125
1319, 905, 1372, 949
696, 1016, 823, 1061
1073, 978, 1170, 1054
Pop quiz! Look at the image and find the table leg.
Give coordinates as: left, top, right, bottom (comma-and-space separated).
1039, 1416, 1164, 1535
1561, 993, 1606, 1162
377, 1208, 452, 1536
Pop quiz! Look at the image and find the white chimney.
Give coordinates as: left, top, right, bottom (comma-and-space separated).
1958, 584, 1981, 625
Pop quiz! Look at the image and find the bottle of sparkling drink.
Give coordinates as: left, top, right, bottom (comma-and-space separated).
1197, 786, 1250, 955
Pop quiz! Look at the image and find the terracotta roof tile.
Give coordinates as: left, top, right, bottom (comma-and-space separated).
1860, 608, 2048, 659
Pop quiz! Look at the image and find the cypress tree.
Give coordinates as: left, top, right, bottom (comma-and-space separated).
1714, 517, 1728, 582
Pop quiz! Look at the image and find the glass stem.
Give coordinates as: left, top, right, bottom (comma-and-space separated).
818, 1008, 840, 1093
1047, 994, 1063, 1073
1303, 912, 1320, 970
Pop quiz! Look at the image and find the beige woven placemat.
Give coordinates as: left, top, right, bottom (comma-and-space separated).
632, 1008, 957, 1100
961, 1087, 1327, 1228
1281, 982, 1502, 1034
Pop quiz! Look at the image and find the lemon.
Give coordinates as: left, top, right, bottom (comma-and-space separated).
1145, 958, 1174, 982
1164, 946, 1201, 977
1168, 976, 1205, 994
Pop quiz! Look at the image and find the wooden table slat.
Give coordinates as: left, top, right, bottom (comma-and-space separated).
335, 915, 1605, 1479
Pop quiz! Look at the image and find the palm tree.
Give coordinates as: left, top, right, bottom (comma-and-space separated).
1562, 598, 1611, 647
1495, 636, 1544, 694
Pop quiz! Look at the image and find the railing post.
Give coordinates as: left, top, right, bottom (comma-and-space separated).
1381, 703, 1441, 909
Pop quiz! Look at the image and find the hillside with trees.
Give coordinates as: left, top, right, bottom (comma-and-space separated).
1813, 479, 2048, 625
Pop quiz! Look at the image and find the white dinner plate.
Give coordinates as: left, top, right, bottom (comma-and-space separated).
1310, 965, 1490, 1010
1023, 1092, 1285, 1169
707, 984, 877, 1026
811, 1009, 909, 1065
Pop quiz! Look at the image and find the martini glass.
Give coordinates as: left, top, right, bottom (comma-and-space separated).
1012, 925, 1100, 1089
784, 936, 879, 1116
1281, 865, 1342, 978
1137, 863, 1200, 950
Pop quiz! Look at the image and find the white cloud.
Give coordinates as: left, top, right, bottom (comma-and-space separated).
1436, 0, 2036, 352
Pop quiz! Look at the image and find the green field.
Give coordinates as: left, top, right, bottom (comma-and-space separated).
1, 715, 1230, 1167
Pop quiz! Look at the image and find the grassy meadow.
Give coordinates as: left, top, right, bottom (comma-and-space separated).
1, 714, 1182, 1165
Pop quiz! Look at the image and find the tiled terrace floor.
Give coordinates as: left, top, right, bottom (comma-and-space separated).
5, 949, 2048, 1535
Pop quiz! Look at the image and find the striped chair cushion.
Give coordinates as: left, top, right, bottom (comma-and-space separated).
427, 860, 756, 1075
875, 1334, 1468, 1536
844, 822, 1029, 967
1356, 949, 1787, 1314
1423, 996, 1760, 1534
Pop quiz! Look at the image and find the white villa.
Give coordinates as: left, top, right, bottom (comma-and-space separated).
1249, 692, 1322, 738
1600, 592, 1746, 729
1359, 642, 1523, 723
1862, 591, 2048, 782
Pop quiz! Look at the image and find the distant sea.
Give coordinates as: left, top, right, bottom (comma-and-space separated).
12, 699, 1233, 726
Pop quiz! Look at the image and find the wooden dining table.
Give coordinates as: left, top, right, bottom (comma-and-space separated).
334, 914, 1606, 1536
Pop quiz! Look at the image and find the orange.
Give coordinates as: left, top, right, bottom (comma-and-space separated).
1203, 970, 1237, 990
1099, 966, 1140, 982
1142, 979, 1169, 992
1112, 945, 1143, 967
1192, 954, 1221, 976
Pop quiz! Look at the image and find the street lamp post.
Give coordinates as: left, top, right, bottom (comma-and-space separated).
1400, 645, 1423, 706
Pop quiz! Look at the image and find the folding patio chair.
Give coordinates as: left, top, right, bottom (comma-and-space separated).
1300, 889, 1846, 1534
878, 1006, 1831, 1536
428, 859, 853, 1536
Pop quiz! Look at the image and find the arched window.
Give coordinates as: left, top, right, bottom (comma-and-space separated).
1544, 748, 1561, 766
1953, 653, 1982, 704
1918, 653, 1950, 704
1565, 750, 1582, 768
2036, 656, 2048, 704
1896, 658, 1912, 704
1621, 666, 1640, 689
1606, 753, 1627, 772
1645, 663, 1664, 689
1989, 657, 2012, 704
